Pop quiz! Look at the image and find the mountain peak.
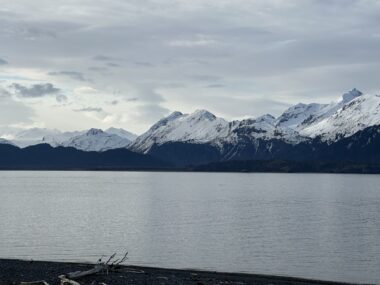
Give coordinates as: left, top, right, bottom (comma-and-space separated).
342, 88, 363, 103
86, 128, 104, 136
256, 114, 275, 123
149, 111, 184, 131
105, 127, 137, 141
190, 109, 216, 121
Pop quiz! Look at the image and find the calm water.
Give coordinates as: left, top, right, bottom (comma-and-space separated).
0, 171, 379, 283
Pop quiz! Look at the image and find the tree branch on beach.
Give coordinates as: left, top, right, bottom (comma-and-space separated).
20, 252, 129, 285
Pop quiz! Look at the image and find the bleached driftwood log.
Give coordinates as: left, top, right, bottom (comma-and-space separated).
20, 281, 49, 285
60, 252, 128, 280
59, 277, 81, 285
20, 252, 128, 285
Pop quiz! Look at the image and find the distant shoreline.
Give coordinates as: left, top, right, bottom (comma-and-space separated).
1, 159, 380, 174
0, 258, 367, 285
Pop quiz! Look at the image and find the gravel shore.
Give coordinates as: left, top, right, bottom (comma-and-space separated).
0, 259, 365, 285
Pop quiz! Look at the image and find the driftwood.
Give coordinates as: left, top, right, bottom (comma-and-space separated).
19, 252, 128, 285
59, 264, 105, 280
20, 281, 49, 285
59, 277, 81, 285
59, 252, 128, 280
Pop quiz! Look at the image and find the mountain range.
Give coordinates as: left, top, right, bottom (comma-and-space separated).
1, 88, 380, 171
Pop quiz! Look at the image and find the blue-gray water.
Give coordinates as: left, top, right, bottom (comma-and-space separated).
0, 171, 379, 283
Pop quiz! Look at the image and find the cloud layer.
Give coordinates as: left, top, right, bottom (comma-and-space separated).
0, 0, 380, 134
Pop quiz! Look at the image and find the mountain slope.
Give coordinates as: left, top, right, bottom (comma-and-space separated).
11, 128, 62, 148
130, 110, 305, 155
300, 93, 380, 141
105, 127, 137, 141
62, 128, 132, 152
130, 110, 230, 153
276, 88, 364, 131
8, 127, 136, 151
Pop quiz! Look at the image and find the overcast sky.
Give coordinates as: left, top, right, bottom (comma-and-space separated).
1, 0, 380, 135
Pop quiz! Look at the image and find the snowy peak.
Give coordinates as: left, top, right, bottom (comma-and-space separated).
130, 109, 305, 153
275, 89, 365, 132
6, 127, 136, 151
62, 128, 132, 152
149, 111, 184, 132
85, 128, 104, 136
255, 114, 276, 124
188, 109, 217, 121
130, 110, 229, 153
300, 93, 380, 141
342, 88, 363, 103
11, 128, 62, 148
276, 103, 328, 129
105, 127, 137, 141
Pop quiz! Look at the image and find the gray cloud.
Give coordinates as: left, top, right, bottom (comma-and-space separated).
88, 66, 108, 72
11, 83, 60, 98
106, 62, 121, 68
107, 100, 119, 105
125, 97, 138, 102
0, 58, 8, 65
205, 84, 225, 88
0, 0, 380, 133
134, 61, 153, 67
93, 55, 115, 61
48, 71, 86, 81
56, 94, 68, 102
74, 107, 103, 113
191, 75, 222, 82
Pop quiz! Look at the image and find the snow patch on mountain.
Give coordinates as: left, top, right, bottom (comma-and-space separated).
276, 103, 329, 129
131, 110, 230, 153
105, 127, 138, 141
11, 128, 62, 148
61, 128, 132, 151
42, 130, 86, 147
276, 88, 366, 133
131, 110, 306, 153
300, 93, 380, 141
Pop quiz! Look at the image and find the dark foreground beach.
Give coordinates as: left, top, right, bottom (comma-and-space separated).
0, 259, 369, 285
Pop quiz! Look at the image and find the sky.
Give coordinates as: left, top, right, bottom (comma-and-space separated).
1, 0, 380, 135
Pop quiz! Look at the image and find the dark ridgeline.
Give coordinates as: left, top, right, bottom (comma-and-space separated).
0, 143, 170, 170
0, 125, 379, 172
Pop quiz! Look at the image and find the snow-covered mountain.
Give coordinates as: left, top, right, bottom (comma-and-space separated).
3, 88, 379, 156
130, 110, 230, 153
275, 88, 364, 131
7, 127, 137, 151
128, 88, 380, 165
42, 130, 86, 147
274, 88, 380, 142
61, 128, 133, 152
300, 93, 380, 141
11, 128, 62, 148
130, 109, 305, 154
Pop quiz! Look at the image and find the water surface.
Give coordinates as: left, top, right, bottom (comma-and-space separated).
0, 171, 379, 283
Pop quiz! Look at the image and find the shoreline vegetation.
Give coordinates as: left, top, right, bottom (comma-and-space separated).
1, 159, 380, 174
0, 258, 368, 285
0, 144, 380, 174
1, 138, 380, 174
